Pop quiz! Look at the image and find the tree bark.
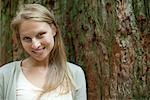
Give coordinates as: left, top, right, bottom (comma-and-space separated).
0, 0, 150, 99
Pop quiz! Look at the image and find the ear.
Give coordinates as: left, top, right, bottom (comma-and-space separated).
51, 24, 56, 36
52, 31, 56, 36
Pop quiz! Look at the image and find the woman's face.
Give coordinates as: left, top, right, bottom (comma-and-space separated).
19, 20, 56, 61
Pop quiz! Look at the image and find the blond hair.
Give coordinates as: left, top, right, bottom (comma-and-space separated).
11, 4, 76, 97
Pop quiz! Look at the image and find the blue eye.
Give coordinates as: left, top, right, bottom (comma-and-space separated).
23, 37, 31, 41
37, 32, 46, 38
39, 32, 46, 36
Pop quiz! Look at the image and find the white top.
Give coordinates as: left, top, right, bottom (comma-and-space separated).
16, 69, 73, 100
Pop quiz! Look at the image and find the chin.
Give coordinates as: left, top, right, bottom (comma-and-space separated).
28, 52, 50, 62
34, 55, 49, 62
34, 57, 46, 61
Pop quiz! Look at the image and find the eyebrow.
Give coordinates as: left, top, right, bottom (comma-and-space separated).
20, 31, 47, 37
20, 33, 30, 37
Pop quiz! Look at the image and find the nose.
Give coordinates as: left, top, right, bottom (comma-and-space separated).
31, 39, 41, 49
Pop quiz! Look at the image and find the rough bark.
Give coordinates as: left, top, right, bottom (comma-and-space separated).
0, 0, 150, 99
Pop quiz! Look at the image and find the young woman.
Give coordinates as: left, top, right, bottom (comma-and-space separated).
0, 4, 86, 100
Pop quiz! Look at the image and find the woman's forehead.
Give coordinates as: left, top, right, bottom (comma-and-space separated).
19, 20, 51, 35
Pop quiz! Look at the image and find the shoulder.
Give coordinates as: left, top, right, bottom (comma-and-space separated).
67, 62, 85, 82
67, 62, 87, 99
67, 62, 84, 75
0, 61, 21, 75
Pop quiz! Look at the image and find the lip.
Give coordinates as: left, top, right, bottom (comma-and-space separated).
32, 47, 45, 55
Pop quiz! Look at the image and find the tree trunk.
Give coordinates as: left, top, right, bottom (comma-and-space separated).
0, 0, 150, 99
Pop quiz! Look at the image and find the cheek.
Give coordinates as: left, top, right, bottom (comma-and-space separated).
21, 42, 30, 52
44, 36, 55, 46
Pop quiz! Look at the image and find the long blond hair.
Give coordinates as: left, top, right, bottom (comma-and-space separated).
11, 4, 76, 96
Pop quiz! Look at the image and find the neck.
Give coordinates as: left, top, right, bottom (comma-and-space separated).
24, 57, 49, 68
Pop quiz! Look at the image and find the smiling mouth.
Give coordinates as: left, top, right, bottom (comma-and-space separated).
32, 47, 45, 54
